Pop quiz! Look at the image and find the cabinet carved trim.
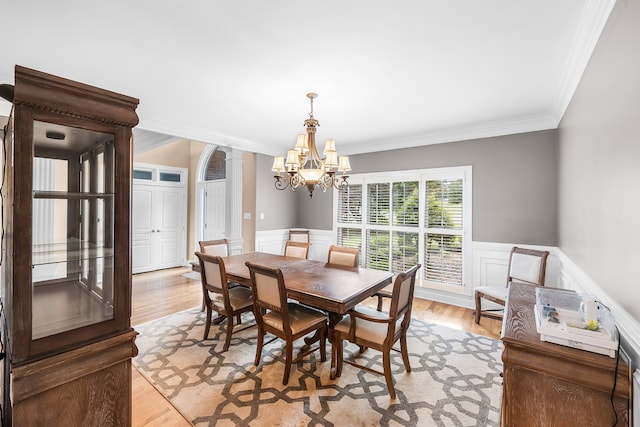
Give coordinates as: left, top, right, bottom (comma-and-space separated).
13, 65, 139, 127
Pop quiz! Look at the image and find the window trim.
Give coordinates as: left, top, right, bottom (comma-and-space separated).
333, 166, 473, 296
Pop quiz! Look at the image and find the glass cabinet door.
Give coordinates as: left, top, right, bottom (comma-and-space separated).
31, 120, 115, 339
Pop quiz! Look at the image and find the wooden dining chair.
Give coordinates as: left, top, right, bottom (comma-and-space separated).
332, 264, 420, 399
199, 238, 230, 256
195, 252, 254, 351
327, 245, 359, 267
288, 229, 310, 243
284, 240, 310, 259
246, 261, 327, 385
197, 239, 241, 310
474, 246, 549, 324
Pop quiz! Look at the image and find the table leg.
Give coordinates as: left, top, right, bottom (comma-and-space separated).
327, 312, 343, 379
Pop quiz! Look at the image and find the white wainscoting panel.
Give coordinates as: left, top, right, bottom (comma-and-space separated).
556, 250, 640, 373
255, 229, 336, 261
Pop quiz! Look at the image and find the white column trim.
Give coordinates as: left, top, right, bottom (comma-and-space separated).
226, 148, 244, 245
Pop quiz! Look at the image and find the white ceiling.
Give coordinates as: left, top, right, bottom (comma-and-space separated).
0, 1, 615, 156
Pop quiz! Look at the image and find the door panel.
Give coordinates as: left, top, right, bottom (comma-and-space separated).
132, 187, 154, 273
204, 181, 225, 241
132, 184, 186, 273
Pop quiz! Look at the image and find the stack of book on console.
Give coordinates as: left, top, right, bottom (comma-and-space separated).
534, 287, 618, 358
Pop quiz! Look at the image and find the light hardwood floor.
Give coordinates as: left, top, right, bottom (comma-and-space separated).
131, 266, 502, 426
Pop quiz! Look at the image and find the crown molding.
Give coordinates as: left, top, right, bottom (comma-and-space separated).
551, 0, 617, 125
137, 115, 267, 154
342, 113, 558, 155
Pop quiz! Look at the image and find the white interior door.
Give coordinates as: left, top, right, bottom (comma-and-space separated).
132, 183, 186, 274
204, 181, 226, 241
132, 186, 154, 273
156, 186, 185, 269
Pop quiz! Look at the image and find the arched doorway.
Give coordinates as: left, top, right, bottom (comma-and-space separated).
195, 145, 244, 254
196, 146, 227, 245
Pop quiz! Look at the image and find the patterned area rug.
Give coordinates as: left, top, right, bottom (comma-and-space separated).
133, 308, 503, 426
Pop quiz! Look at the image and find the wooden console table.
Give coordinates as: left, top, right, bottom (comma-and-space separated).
501, 282, 629, 426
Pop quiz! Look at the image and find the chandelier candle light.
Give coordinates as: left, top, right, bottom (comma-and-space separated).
272, 93, 351, 198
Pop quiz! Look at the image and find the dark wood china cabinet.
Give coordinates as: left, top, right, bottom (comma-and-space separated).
0, 66, 139, 425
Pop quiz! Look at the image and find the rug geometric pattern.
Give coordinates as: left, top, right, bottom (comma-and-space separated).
133, 308, 503, 426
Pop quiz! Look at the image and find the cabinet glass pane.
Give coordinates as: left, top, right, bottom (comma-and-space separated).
32, 120, 115, 339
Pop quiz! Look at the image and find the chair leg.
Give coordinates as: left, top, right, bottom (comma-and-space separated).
382, 351, 396, 399
223, 313, 235, 352
283, 341, 293, 385
203, 306, 212, 340
400, 331, 411, 373
474, 291, 482, 324
376, 295, 383, 311
254, 327, 264, 366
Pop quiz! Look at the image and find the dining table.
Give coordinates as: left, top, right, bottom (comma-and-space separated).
220, 251, 394, 375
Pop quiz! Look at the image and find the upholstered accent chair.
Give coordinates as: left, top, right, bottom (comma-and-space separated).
474, 246, 549, 324
246, 262, 328, 385
195, 252, 254, 351
332, 264, 420, 399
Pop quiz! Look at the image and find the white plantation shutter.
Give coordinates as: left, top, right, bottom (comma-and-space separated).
337, 185, 363, 265
334, 167, 470, 293
366, 229, 389, 270
366, 183, 391, 270
367, 183, 390, 225
391, 231, 420, 273
424, 233, 462, 285
392, 181, 419, 227
424, 178, 464, 286
337, 227, 363, 265
337, 184, 362, 224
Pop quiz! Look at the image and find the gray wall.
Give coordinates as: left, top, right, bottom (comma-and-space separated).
296, 186, 334, 230
276, 130, 558, 245
353, 131, 558, 245
255, 153, 297, 231
558, 0, 640, 322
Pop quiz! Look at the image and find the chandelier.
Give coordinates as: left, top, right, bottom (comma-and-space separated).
271, 93, 351, 198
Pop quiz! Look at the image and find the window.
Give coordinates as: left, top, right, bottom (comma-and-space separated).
335, 166, 471, 294
133, 169, 152, 181
204, 149, 226, 181
159, 172, 182, 183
